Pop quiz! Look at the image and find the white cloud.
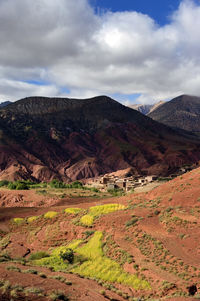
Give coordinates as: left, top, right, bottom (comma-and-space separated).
0, 78, 59, 101
1, 0, 200, 104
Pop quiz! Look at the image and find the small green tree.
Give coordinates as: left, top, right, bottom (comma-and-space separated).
59, 249, 74, 264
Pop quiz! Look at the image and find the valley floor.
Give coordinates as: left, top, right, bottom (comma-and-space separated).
1, 169, 200, 300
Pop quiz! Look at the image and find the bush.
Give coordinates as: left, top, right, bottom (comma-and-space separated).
59, 249, 74, 264
125, 217, 138, 227
7, 181, 29, 190
49, 179, 66, 188
84, 230, 95, 238
0, 180, 9, 187
49, 290, 69, 301
23, 269, 38, 274
8, 182, 17, 190
70, 181, 83, 189
16, 182, 29, 190
107, 188, 125, 196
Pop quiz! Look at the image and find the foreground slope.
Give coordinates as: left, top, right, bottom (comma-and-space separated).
0, 96, 200, 182
148, 95, 200, 134
0, 168, 200, 300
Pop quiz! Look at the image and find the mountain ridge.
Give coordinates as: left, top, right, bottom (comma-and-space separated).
148, 94, 200, 134
0, 95, 200, 182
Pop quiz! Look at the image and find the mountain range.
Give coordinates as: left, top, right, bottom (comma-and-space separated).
0, 95, 200, 182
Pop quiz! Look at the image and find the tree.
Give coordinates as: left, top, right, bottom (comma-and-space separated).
59, 249, 74, 264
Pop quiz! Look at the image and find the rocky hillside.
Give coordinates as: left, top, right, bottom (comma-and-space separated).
129, 101, 164, 115
148, 95, 200, 134
0, 95, 200, 182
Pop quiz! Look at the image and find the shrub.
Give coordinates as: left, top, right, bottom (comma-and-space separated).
8, 182, 17, 190
0, 254, 11, 263
107, 188, 125, 196
7, 181, 29, 190
29, 251, 50, 261
38, 273, 47, 278
16, 182, 29, 190
0, 180, 9, 187
49, 290, 69, 301
84, 230, 95, 238
24, 287, 43, 294
23, 269, 38, 274
44, 211, 58, 219
125, 217, 138, 227
49, 179, 66, 189
70, 181, 83, 189
90, 187, 99, 192
6, 266, 21, 272
60, 249, 74, 264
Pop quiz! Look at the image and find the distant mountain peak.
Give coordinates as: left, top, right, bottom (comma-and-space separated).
148, 94, 200, 133
128, 101, 165, 115
0, 101, 12, 108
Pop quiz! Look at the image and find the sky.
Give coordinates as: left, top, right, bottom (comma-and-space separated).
1, 0, 200, 104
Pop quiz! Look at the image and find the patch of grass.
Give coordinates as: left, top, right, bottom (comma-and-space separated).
72, 231, 150, 290
12, 217, 24, 225
27, 216, 39, 223
64, 208, 82, 215
80, 214, 94, 226
80, 203, 126, 226
44, 211, 59, 219
29, 251, 50, 260
89, 204, 126, 217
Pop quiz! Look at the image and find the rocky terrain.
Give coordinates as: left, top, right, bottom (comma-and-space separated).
0, 96, 200, 183
148, 95, 200, 134
0, 167, 200, 300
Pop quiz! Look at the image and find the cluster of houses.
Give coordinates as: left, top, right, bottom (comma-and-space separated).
88, 165, 194, 192
91, 174, 158, 192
